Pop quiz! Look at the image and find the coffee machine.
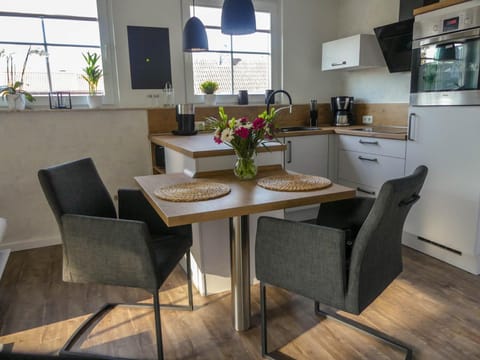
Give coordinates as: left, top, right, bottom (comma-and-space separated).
331, 96, 354, 126
174, 104, 197, 135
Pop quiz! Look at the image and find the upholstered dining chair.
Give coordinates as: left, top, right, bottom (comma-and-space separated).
38, 158, 194, 360
255, 165, 428, 360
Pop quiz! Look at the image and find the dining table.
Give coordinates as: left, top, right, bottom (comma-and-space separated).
135, 166, 355, 331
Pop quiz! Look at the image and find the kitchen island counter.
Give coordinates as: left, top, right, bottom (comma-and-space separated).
150, 133, 286, 159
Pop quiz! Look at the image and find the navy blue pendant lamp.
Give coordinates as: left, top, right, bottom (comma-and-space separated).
221, 0, 256, 35
183, 0, 208, 52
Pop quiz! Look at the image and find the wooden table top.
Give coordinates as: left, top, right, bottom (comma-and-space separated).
135, 167, 355, 227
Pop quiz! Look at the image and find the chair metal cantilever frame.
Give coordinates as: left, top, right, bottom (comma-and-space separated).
59, 251, 193, 359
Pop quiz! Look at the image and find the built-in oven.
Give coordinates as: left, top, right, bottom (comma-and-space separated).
410, 0, 480, 105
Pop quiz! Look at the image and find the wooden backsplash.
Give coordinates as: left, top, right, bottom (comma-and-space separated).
148, 103, 409, 134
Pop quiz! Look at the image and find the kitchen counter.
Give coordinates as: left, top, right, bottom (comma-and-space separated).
333, 126, 407, 140
274, 125, 407, 140
150, 133, 286, 158
151, 126, 407, 151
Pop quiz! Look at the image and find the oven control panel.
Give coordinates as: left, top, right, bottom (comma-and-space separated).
413, 0, 480, 40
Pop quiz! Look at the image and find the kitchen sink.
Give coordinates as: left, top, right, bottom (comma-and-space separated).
279, 126, 322, 132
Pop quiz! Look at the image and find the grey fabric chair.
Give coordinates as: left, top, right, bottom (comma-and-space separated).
255, 165, 428, 360
38, 158, 194, 360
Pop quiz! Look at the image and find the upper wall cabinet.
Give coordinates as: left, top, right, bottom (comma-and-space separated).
322, 34, 385, 71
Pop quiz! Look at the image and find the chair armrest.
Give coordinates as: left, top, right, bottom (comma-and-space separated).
61, 214, 159, 290
118, 188, 171, 233
316, 197, 375, 231
255, 216, 347, 308
118, 189, 192, 238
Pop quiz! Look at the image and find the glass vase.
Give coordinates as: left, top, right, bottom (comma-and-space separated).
234, 153, 257, 180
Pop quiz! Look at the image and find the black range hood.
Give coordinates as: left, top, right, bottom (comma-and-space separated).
374, 18, 414, 73
373, 0, 439, 73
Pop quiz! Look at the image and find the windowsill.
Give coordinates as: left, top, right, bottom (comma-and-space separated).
0, 105, 167, 112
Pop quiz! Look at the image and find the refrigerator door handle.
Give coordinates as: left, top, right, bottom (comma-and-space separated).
408, 113, 417, 141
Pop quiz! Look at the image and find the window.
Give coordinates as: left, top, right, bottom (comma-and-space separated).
0, 0, 114, 102
184, 0, 280, 103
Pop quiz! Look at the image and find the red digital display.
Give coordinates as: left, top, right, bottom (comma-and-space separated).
443, 16, 459, 31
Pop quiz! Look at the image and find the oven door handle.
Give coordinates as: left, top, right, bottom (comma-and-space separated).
413, 28, 480, 49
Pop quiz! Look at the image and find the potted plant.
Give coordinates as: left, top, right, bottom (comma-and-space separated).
200, 80, 219, 106
82, 52, 103, 109
0, 47, 45, 111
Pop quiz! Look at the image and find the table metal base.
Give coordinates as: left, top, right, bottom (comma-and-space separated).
230, 215, 251, 331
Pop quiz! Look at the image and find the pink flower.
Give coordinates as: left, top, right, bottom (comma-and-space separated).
252, 117, 265, 130
239, 117, 248, 124
214, 135, 222, 144
235, 127, 250, 139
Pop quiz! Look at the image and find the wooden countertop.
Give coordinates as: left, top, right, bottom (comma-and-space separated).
332, 126, 407, 140
151, 126, 406, 159
135, 167, 355, 227
413, 0, 468, 16
150, 133, 286, 158
274, 125, 407, 140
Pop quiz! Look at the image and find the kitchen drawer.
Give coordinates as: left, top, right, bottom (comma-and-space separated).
338, 150, 405, 189
337, 135, 406, 158
337, 179, 378, 198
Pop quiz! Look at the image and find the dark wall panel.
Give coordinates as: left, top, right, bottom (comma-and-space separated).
127, 26, 172, 89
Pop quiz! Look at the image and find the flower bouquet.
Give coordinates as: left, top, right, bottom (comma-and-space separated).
207, 107, 276, 180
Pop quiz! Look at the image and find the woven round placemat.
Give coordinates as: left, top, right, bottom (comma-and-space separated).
257, 174, 332, 192
154, 182, 231, 202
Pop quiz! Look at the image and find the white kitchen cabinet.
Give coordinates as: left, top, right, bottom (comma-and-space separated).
283, 135, 329, 176
337, 135, 406, 197
322, 34, 384, 71
283, 135, 329, 221
403, 106, 480, 275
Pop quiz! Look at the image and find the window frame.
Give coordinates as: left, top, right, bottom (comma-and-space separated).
181, 0, 281, 105
0, 0, 118, 108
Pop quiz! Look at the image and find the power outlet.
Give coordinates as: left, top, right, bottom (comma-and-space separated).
362, 115, 373, 124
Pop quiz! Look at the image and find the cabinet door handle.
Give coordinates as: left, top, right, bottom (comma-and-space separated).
357, 187, 376, 195
358, 156, 378, 162
287, 141, 292, 164
331, 61, 347, 67
359, 139, 379, 145
408, 113, 417, 141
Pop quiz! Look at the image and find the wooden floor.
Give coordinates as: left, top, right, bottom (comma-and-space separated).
0, 245, 479, 359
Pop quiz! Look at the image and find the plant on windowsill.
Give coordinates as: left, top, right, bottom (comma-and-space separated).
200, 80, 219, 106
0, 47, 46, 111
82, 51, 103, 109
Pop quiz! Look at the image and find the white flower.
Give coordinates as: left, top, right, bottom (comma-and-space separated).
221, 128, 234, 143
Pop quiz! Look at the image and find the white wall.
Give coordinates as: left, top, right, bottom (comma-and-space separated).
336, 0, 411, 103
282, 0, 341, 102
0, 110, 151, 251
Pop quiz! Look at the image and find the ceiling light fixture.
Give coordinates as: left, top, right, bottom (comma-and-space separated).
221, 0, 256, 35
183, 0, 208, 52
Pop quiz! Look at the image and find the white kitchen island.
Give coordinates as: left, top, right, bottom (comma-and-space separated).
150, 133, 286, 295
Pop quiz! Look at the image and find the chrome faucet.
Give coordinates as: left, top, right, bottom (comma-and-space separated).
266, 89, 293, 115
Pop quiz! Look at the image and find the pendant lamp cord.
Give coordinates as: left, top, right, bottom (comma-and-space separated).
192, 0, 196, 17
